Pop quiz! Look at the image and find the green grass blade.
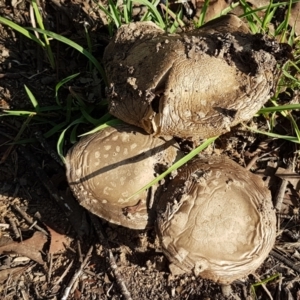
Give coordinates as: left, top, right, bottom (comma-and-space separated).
24, 85, 40, 112
65, 95, 74, 123
197, 0, 210, 27
125, 136, 218, 201
1, 110, 37, 116
70, 124, 80, 143
94, 112, 114, 125
83, 23, 93, 71
288, 114, 300, 142
44, 121, 69, 138
123, 0, 129, 23
246, 126, 300, 144
79, 118, 124, 136
0, 16, 45, 47
282, 69, 300, 82
55, 73, 80, 106
261, 1, 277, 32
251, 273, 280, 299
28, 27, 108, 85
10, 138, 37, 144
134, 0, 166, 29
252, 273, 280, 288
220, 1, 240, 15
258, 103, 300, 114
279, 0, 292, 42
123, 0, 133, 23
57, 117, 86, 163
31, 0, 55, 68
288, 24, 296, 46
160, 3, 185, 31
97, 3, 114, 21
80, 107, 101, 126
108, 0, 122, 28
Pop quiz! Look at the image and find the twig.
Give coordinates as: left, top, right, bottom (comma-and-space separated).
12, 204, 48, 236
8, 217, 20, 239
77, 240, 83, 263
51, 260, 74, 291
89, 213, 133, 300
270, 249, 300, 273
48, 253, 53, 284
61, 246, 93, 300
274, 159, 294, 213
245, 152, 260, 170
276, 275, 282, 300
70, 278, 80, 295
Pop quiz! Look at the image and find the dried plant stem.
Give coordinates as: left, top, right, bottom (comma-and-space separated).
8, 217, 20, 239
61, 246, 93, 300
274, 157, 295, 212
270, 249, 300, 273
52, 260, 74, 291
245, 153, 260, 170
12, 204, 48, 236
77, 240, 83, 263
89, 213, 133, 300
48, 253, 53, 284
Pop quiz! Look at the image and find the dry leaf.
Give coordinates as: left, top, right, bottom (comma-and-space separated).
74, 288, 82, 300
0, 231, 47, 264
46, 226, 67, 254
0, 266, 26, 283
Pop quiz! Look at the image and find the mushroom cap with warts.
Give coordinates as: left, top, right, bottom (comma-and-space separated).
65, 124, 182, 229
156, 155, 276, 283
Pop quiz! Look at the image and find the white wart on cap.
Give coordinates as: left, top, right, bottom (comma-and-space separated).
66, 124, 182, 229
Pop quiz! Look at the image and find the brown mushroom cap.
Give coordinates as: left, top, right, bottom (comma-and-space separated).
103, 15, 291, 139
156, 155, 276, 284
65, 124, 182, 229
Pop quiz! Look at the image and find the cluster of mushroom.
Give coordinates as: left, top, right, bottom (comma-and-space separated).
66, 15, 290, 283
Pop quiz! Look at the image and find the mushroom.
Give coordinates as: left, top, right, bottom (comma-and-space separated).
103, 15, 291, 139
65, 124, 182, 230
156, 155, 276, 283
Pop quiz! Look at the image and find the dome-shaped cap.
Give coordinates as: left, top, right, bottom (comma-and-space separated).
103, 15, 291, 139
156, 155, 276, 283
66, 124, 182, 229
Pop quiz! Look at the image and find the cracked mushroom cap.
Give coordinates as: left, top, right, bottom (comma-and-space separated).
103, 15, 291, 139
156, 155, 276, 284
65, 124, 182, 229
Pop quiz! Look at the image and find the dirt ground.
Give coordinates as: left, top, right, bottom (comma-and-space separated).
0, 0, 300, 299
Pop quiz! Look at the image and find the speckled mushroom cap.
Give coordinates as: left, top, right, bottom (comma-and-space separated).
156, 155, 276, 284
65, 124, 182, 229
103, 15, 291, 139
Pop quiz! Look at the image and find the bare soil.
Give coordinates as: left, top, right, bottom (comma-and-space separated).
0, 0, 300, 299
